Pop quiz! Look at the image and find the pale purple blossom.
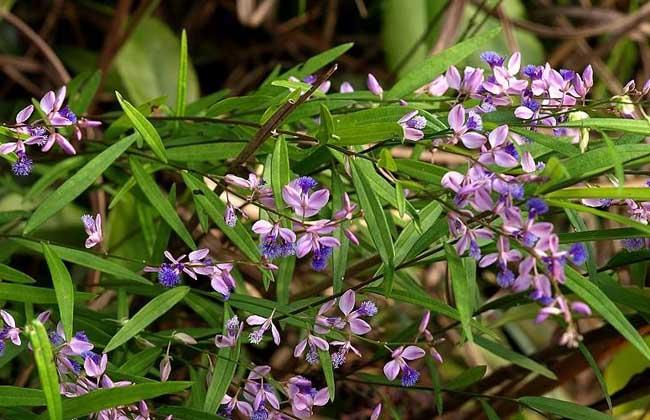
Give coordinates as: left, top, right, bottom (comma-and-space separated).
82, 214, 103, 249
294, 333, 329, 364
215, 315, 242, 348
478, 125, 520, 168
282, 177, 330, 217
247, 310, 281, 345
383, 345, 425, 387
287, 376, 329, 419
447, 104, 487, 149
398, 110, 426, 141
367, 73, 383, 99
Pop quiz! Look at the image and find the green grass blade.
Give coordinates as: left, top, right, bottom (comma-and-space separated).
42, 244, 75, 340
115, 91, 167, 162
27, 320, 62, 420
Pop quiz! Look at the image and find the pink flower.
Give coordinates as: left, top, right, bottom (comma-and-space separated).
367, 73, 383, 99
215, 316, 242, 348
447, 104, 486, 149
247, 310, 281, 345
371, 403, 382, 420
338, 290, 372, 335
294, 333, 329, 364
287, 376, 329, 419
82, 214, 103, 249
296, 220, 340, 258
383, 346, 425, 386
0, 310, 21, 346
84, 353, 107, 377
282, 181, 330, 217
478, 125, 520, 168
221, 393, 253, 418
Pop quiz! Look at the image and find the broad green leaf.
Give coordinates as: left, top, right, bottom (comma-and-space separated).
24, 135, 136, 234
118, 347, 162, 376
27, 320, 62, 420
333, 122, 401, 145
316, 104, 335, 145
562, 117, 650, 135
104, 286, 190, 352
394, 202, 443, 264
42, 244, 75, 340
25, 156, 87, 201
10, 238, 148, 284
203, 303, 240, 413
510, 127, 579, 157
565, 268, 650, 362
351, 161, 395, 295
474, 336, 556, 380
182, 172, 260, 262
382, 0, 428, 75
387, 27, 500, 99
176, 29, 188, 116
519, 396, 612, 420
318, 349, 335, 401
0, 283, 93, 304
54, 382, 191, 419
130, 158, 195, 248
0, 386, 45, 407
115, 17, 199, 106
116, 92, 167, 162
0, 263, 35, 284
446, 244, 475, 342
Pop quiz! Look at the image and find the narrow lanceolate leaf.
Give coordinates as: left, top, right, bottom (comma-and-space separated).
176, 29, 188, 117
331, 172, 350, 293
182, 172, 261, 262
115, 91, 167, 162
24, 135, 136, 234
0, 386, 45, 407
10, 238, 148, 284
42, 244, 75, 340
0, 283, 93, 304
387, 27, 500, 99
445, 244, 475, 342
130, 158, 196, 248
203, 303, 240, 413
118, 347, 162, 376
351, 161, 395, 294
561, 117, 650, 135
0, 263, 35, 284
55, 382, 191, 419
474, 336, 557, 380
519, 396, 612, 420
271, 137, 294, 304
547, 187, 650, 200
547, 199, 650, 235
104, 286, 190, 352
564, 268, 650, 362
28, 320, 62, 420
318, 349, 335, 402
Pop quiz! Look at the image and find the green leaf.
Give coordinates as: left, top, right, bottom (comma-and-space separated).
24, 135, 136, 234
166, 143, 246, 162
565, 268, 650, 362
547, 187, 650, 200
333, 122, 401, 145
158, 406, 227, 420
562, 117, 650, 135
118, 347, 162, 376
577, 341, 612, 412
382, 0, 428, 75
271, 137, 294, 304
519, 396, 612, 420
55, 382, 191, 419
296, 43, 353, 77
176, 29, 188, 116
67, 70, 101, 115
394, 159, 446, 186
116, 92, 167, 162
0, 263, 35, 284
42, 244, 75, 341
331, 172, 350, 293
351, 161, 395, 294
387, 27, 500, 99
0, 386, 45, 407
129, 158, 196, 248
10, 238, 148, 284
510, 127, 579, 157
318, 349, 335, 401
474, 336, 557, 380
27, 320, 62, 420
316, 104, 335, 145
25, 156, 87, 201
183, 173, 261, 262
115, 17, 199, 107
104, 286, 190, 352
446, 365, 486, 390
480, 400, 501, 420
203, 303, 240, 413
547, 199, 650, 235
0, 283, 93, 304
446, 244, 475, 342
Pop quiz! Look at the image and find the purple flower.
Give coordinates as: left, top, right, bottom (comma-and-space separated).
215, 315, 242, 348
339, 81, 354, 93
247, 310, 281, 346
253, 220, 296, 260
225, 173, 275, 207
480, 51, 505, 67
314, 300, 345, 334
622, 238, 645, 251
479, 236, 522, 287
367, 73, 383, 99
398, 111, 426, 141
11, 151, 33, 176
221, 393, 253, 418
447, 104, 487, 149
568, 243, 587, 265
383, 345, 425, 386
82, 214, 103, 249
224, 204, 237, 227
338, 290, 372, 335
295, 220, 340, 265
144, 249, 211, 287
283, 179, 330, 217
330, 340, 362, 368
527, 198, 549, 217
84, 352, 107, 377
371, 403, 382, 420
287, 376, 329, 419
42, 132, 76, 155
206, 263, 236, 299
478, 125, 520, 168
294, 334, 329, 364
0, 310, 21, 347
416, 311, 444, 363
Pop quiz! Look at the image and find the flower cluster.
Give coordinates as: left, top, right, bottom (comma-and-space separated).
144, 249, 236, 299
0, 86, 99, 176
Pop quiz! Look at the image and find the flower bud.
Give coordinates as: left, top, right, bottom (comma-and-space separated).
567, 111, 590, 152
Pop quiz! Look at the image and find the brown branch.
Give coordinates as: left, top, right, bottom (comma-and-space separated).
228, 63, 337, 172
0, 9, 70, 84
